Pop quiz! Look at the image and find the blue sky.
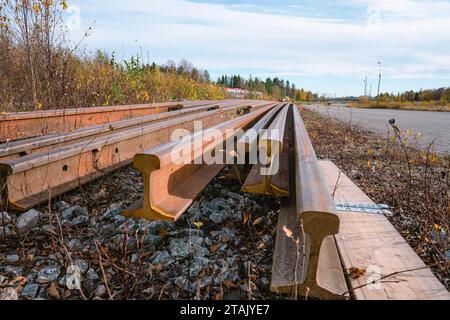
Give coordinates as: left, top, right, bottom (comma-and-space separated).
66, 0, 450, 97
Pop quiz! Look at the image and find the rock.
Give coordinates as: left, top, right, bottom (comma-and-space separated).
351, 170, 362, 180
72, 259, 89, 274
169, 236, 209, 258
260, 277, 270, 286
26, 270, 38, 283
3, 265, 24, 277
118, 221, 137, 235
0, 224, 12, 239
0, 212, 12, 225
430, 230, 447, 243
445, 250, 450, 261
84, 279, 98, 294
58, 276, 66, 288
261, 234, 272, 246
6, 253, 20, 263
94, 284, 106, 297
21, 283, 39, 300
0, 287, 18, 300
100, 223, 116, 238
16, 209, 40, 231
37, 265, 60, 283
54, 201, 71, 212
131, 253, 139, 264
210, 198, 229, 211
142, 220, 173, 235
101, 203, 123, 221
227, 198, 237, 208
70, 215, 89, 226
152, 250, 173, 266
189, 257, 209, 277
209, 212, 223, 224
174, 276, 190, 292
0, 275, 5, 285
66, 239, 82, 251
86, 268, 99, 281
227, 192, 243, 201
113, 215, 127, 224
143, 234, 162, 248
61, 205, 88, 221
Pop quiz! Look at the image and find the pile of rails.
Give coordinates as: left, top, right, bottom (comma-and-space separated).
1, 101, 448, 300
0, 99, 272, 210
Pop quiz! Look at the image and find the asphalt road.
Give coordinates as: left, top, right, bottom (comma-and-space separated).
305, 104, 450, 154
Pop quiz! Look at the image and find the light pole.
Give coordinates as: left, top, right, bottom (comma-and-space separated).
363, 76, 367, 97
369, 83, 372, 99
377, 61, 382, 99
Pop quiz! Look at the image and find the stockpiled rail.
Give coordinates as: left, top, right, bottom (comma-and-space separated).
1, 101, 448, 300
0, 100, 273, 210
124, 104, 277, 221
0, 99, 234, 142
0, 100, 250, 161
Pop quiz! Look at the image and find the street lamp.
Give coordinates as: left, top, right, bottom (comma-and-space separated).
377, 61, 382, 99
363, 76, 367, 97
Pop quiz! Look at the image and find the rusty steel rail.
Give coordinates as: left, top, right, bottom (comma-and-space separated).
270, 105, 343, 299
0, 101, 274, 211
0, 100, 232, 142
0, 100, 249, 161
241, 103, 291, 196
236, 103, 284, 153
123, 104, 276, 221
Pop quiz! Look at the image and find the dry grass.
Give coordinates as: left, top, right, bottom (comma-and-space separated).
350, 101, 450, 112
301, 107, 450, 289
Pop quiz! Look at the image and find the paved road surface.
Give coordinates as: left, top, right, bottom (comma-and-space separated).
305, 104, 450, 154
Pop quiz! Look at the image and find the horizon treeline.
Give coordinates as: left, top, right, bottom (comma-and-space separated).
376, 87, 450, 104
217, 74, 318, 101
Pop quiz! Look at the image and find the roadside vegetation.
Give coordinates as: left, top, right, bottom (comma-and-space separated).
0, 1, 317, 112
0, 1, 224, 112
351, 88, 450, 112
301, 107, 450, 289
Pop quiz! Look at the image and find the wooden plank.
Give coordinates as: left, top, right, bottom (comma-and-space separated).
320, 160, 450, 300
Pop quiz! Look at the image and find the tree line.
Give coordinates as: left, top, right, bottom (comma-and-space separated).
377, 88, 450, 104
217, 75, 318, 101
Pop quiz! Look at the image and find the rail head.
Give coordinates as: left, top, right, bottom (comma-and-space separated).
259, 103, 291, 156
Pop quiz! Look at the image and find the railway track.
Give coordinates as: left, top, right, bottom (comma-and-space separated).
0, 100, 448, 300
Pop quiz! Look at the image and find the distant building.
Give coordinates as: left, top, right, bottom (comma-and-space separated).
225, 88, 263, 99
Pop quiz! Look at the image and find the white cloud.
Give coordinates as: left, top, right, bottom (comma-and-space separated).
69, 0, 450, 93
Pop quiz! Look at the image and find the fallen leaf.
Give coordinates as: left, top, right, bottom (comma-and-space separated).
348, 267, 366, 279
243, 212, 250, 225
192, 221, 203, 229
158, 227, 168, 239
283, 225, 293, 238
252, 217, 263, 226
48, 282, 61, 300
222, 280, 237, 289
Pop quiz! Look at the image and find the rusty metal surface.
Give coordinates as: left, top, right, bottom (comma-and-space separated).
124, 104, 277, 221
0, 100, 232, 142
0, 100, 274, 211
236, 103, 285, 153
241, 103, 291, 196
0, 100, 247, 161
289, 105, 341, 298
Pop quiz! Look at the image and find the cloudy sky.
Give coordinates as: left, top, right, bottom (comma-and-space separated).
67, 0, 450, 97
